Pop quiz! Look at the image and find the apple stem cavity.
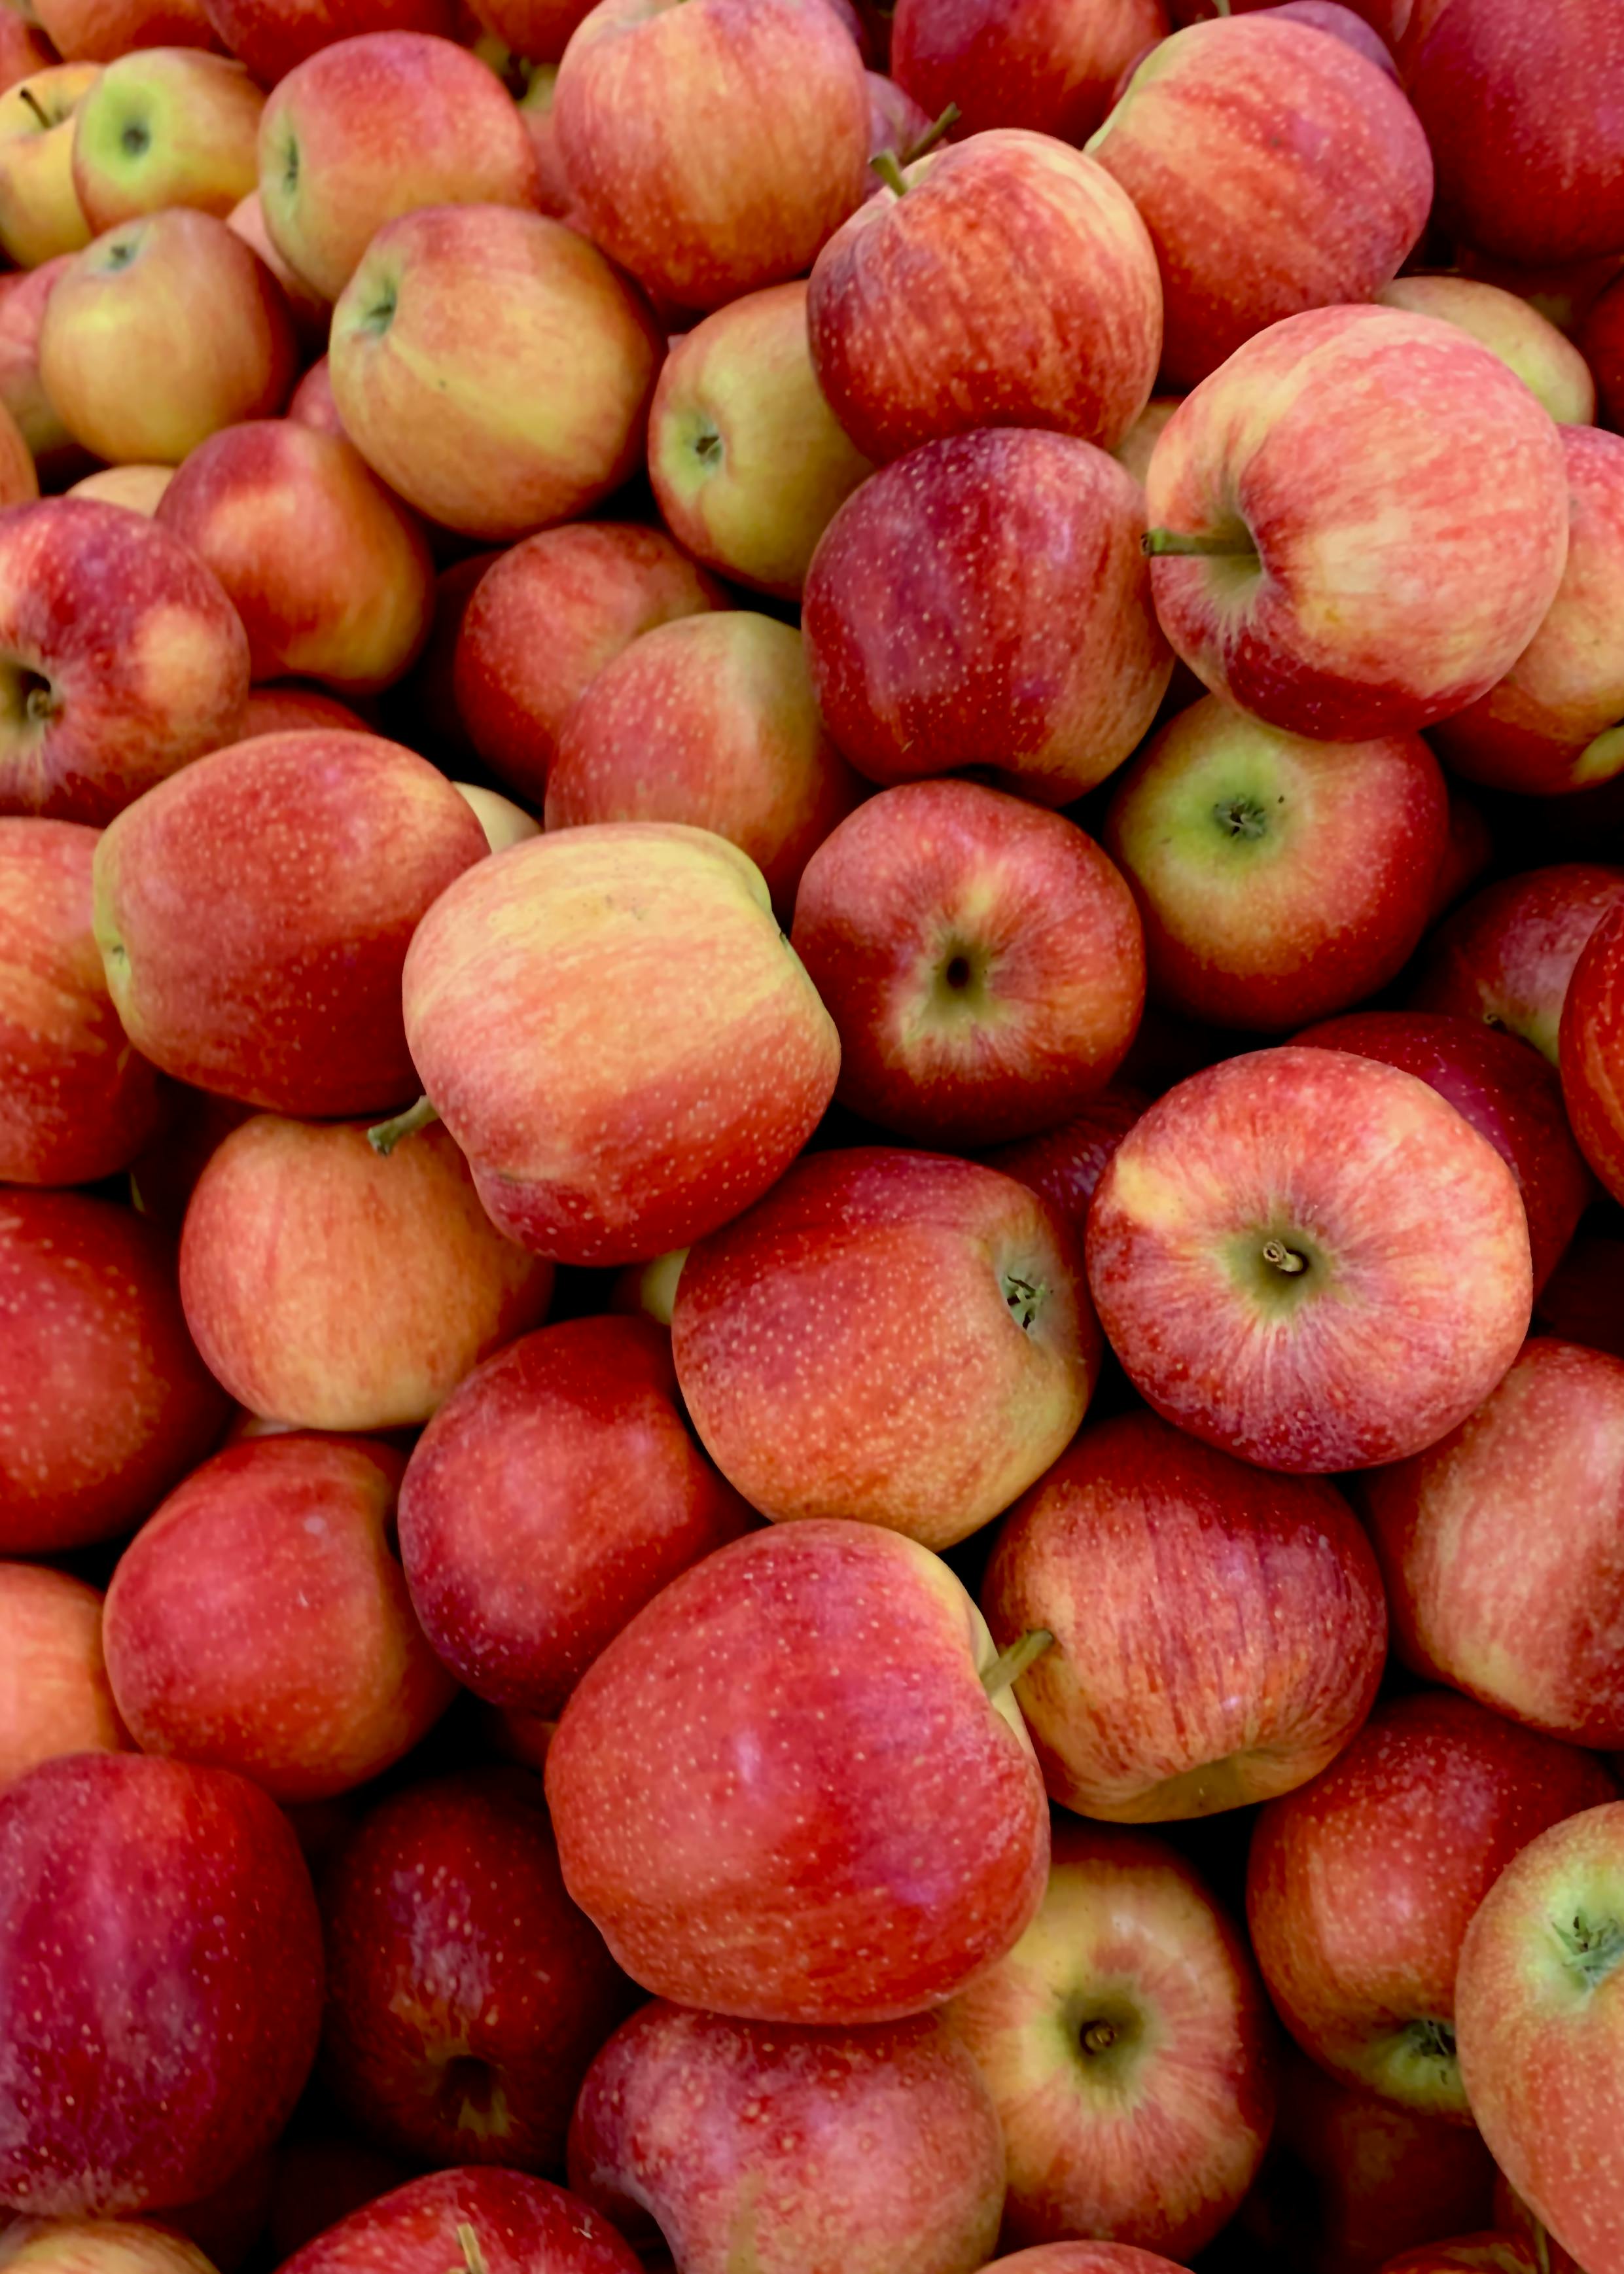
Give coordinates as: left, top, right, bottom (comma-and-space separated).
1261, 1238, 1309, 1277
1555, 1909, 1624, 1990
368, 1095, 441, 1156
981, 1627, 1054, 1696
18, 85, 49, 130
1215, 796, 1269, 841
900, 101, 961, 166
869, 149, 909, 199
1080, 2019, 1120, 2055
1142, 528, 1258, 558
448, 2222, 487, 2274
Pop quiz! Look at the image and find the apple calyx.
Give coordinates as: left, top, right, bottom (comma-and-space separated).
981, 1627, 1054, 1696
1260, 1238, 1309, 1277
120, 118, 151, 158
1142, 528, 1258, 560
1080, 2018, 1120, 2054
446, 2220, 488, 2274
1554, 1908, 1624, 1991
1215, 796, 1269, 842
16, 85, 48, 132
367, 1093, 442, 1156
1002, 1271, 1048, 1330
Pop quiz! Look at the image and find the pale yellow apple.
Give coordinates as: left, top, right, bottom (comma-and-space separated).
0, 61, 98, 268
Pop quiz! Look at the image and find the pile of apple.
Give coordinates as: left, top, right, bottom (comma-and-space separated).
6, 0, 1624, 2271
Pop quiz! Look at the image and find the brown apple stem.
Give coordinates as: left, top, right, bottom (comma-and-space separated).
18, 86, 49, 130
869, 149, 910, 199
1262, 1239, 1308, 1276
900, 101, 960, 167
1142, 528, 1257, 558
981, 1629, 1054, 1696
367, 1094, 440, 1156
448, 2222, 487, 2274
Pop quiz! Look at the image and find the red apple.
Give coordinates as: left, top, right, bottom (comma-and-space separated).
1581, 271, 1624, 430
0, 2222, 222, 2273
0, 12, 60, 92
0, 817, 165, 1186
0, 498, 249, 827
236, 685, 373, 737
224, 189, 330, 352
1142, 305, 1570, 741
273, 2169, 642, 2274
0, 258, 89, 484
1430, 788, 1494, 922
1409, 862, 1624, 1063
32, 0, 213, 60
1377, 274, 1596, 424
1086, 1046, 1533, 1471
386, 548, 501, 764
807, 129, 1161, 463
790, 781, 1145, 1146
945, 1820, 1277, 2256
265, 2139, 414, 2266
1103, 694, 1448, 1030
1247, 1690, 1616, 2120
452, 523, 722, 806
0, 1189, 228, 1556
1561, 900, 1624, 1202
553, 0, 869, 313
71, 49, 263, 232
397, 1313, 753, 1719
567, 2000, 1006, 2274
800, 427, 1171, 804
287, 354, 342, 434
178, 1114, 554, 1430
890, 0, 1167, 142
154, 423, 434, 695
981, 1409, 1386, 1820
395, 823, 840, 1266
1455, 1801, 1624, 2272
866, 68, 930, 164
205, 0, 458, 86
1362, 1338, 1624, 1751
672, 1148, 1100, 1549
1113, 394, 1180, 484
1087, 16, 1431, 386
1535, 1233, 1624, 1359
978, 1086, 1148, 1243
0, 1563, 128, 1793
92, 729, 488, 1117
1256, 2, 1399, 73
1375, 2243, 1542, 2274
978, 2255, 1191, 2274
0, 1752, 323, 2217
465, 0, 593, 64
101, 1434, 457, 1802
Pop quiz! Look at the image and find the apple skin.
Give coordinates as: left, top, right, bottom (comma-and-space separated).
329, 204, 662, 544
31, 0, 212, 61
453, 523, 722, 806
237, 685, 372, 737
1375, 2243, 1542, 2274
545, 1517, 1051, 2025
807, 129, 1161, 465
224, 190, 329, 351
92, 729, 488, 1118
0, 62, 97, 270
866, 68, 930, 164
978, 1085, 1148, 1242
100, 1434, 457, 1803
554, 0, 868, 314
287, 355, 342, 434
1561, 901, 1624, 1201
1087, 16, 1431, 388
39, 210, 299, 467
397, 1313, 754, 1719
0, 2222, 221, 2273
0, 15, 61, 95
1086, 1046, 1534, 1473
318, 1770, 633, 2173
264, 2140, 414, 2266
1362, 1338, 1624, 1752
178, 1114, 554, 1432
0, 1752, 323, 2218
0, 258, 88, 485
0, 817, 165, 1186
0, 1190, 228, 1556
465, 0, 593, 65
1376, 275, 1595, 425
672, 1148, 1100, 1550
789, 781, 1145, 1146
981, 1410, 1386, 1821
1246, 1691, 1617, 2122
0, 1563, 128, 1794
1581, 272, 1624, 430
890, 0, 1167, 143
1103, 694, 1447, 1031
1491, 2178, 1587, 2274
1409, 862, 1624, 1064
567, 2000, 1006, 2274
153, 423, 434, 695
455, 782, 537, 852
204, 0, 458, 86
63, 465, 171, 513
1535, 1233, 1624, 1361
978, 2254, 1192, 2274
1294, 1010, 1594, 1298
647, 280, 873, 601
945, 1820, 1277, 2257
398, 824, 840, 1267
1455, 1802, 1624, 2272
70, 50, 262, 234
272, 2169, 643, 2274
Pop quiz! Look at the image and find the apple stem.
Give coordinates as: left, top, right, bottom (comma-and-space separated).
1080, 2019, 1119, 2055
900, 101, 960, 166
367, 1094, 440, 1156
981, 1628, 1054, 1696
869, 148, 909, 198
448, 2222, 487, 2274
1142, 528, 1257, 558
1262, 1238, 1308, 1277
17, 85, 48, 130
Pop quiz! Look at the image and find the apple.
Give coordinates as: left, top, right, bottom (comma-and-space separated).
945, 1819, 1277, 2256
257, 33, 541, 305
1431, 789, 1494, 921
1086, 1046, 1534, 1472
0, 12, 60, 94
1492, 2176, 1587, 2274
981, 1408, 1386, 1821
1362, 1338, 1624, 1751
92, 728, 488, 1116
397, 1313, 754, 1719
101, 1433, 457, 1803
1373, 2243, 1542, 2274
866, 68, 930, 166
264, 2140, 413, 2266
272, 2169, 642, 2274
1103, 694, 1447, 1031
485, 50, 570, 211
70, 48, 261, 232
0, 258, 86, 484
0, 1563, 128, 1794
1113, 394, 1179, 484
318, 1769, 633, 2172
1563, 902, 1624, 1203
1376, 275, 1596, 425
39, 210, 298, 465
0, 1752, 323, 2217
802, 429, 1171, 804
0, 1188, 228, 1556
383, 549, 501, 766
63, 464, 171, 512
328, 204, 662, 544
546, 1517, 1051, 2023
395, 824, 840, 1266
889, 0, 1167, 143
204, 0, 459, 86
287, 354, 342, 433
1455, 1800, 1624, 2272
647, 280, 872, 600
1256, 2, 1400, 73
223, 189, 328, 350
673, 1148, 1099, 1549
0, 817, 165, 1186
31, 0, 213, 62
0, 2223, 219, 2273
1247, 1690, 1617, 2120
1581, 271, 1624, 429
807, 129, 1161, 464
454, 783, 537, 852
451, 522, 723, 806
236, 684, 371, 737
1536, 1233, 1624, 1359
789, 781, 1144, 1146
546, 613, 862, 913
1142, 305, 1570, 741
978, 1085, 1148, 1242
464, 0, 593, 64
0, 62, 97, 269
153, 423, 434, 694
567, 1999, 1005, 2274
1086, 16, 1432, 387
978, 2255, 1191, 2274
1409, 863, 1624, 1063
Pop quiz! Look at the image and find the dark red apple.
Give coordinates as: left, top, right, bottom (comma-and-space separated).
977, 1086, 1148, 1243
1409, 862, 1624, 1063
274, 2169, 642, 2274
889, 0, 1167, 142
1560, 900, 1624, 1203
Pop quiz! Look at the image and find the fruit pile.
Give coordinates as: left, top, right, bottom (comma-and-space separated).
4, 1, 1624, 2272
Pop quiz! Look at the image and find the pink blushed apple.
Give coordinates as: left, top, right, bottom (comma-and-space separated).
1377, 274, 1595, 425
273, 2169, 642, 2274
0, 258, 89, 486
889, 0, 1168, 143
1409, 862, 1624, 1064
0, 1563, 129, 1794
